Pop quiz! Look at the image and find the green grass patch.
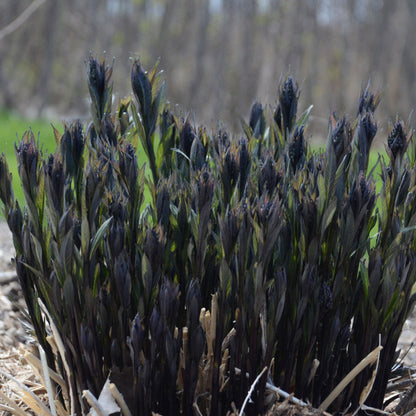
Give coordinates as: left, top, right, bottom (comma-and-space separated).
0, 109, 387, 216
0, 109, 151, 211
0, 109, 58, 206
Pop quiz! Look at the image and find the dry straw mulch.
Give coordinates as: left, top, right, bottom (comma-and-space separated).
1, 326, 416, 416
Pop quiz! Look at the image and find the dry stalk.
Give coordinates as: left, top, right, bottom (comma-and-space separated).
238, 366, 268, 416
38, 298, 76, 416
23, 349, 68, 400
82, 390, 106, 416
109, 383, 132, 416
0, 390, 28, 416
0, 368, 52, 416
221, 328, 236, 352
395, 382, 416, 415
182, 327, 188, 370
318, 345, 383, 412
39, 344, 58, 416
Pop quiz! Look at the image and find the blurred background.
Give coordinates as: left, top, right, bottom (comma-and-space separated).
0, 0, 415, 140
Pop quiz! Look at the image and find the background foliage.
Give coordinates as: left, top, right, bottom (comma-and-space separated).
1, 0, 416, 135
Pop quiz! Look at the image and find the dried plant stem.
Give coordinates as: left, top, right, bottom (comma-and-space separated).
0, 0, 46, 40
183, 327, 188, 370
0, 404, 18, 414
238, 366, 268, 416
0, 391, 28, 416
39, 344, 58, 416
38, 298, 77, 416
211, 294, 217, 353
109, 383, 132, 416
83, 390, 107, 416
359, 404, 392, 415
234, 367, 308, 407
394, 382, 416, 415
193, 401, 204, 416
23, 349, 68, 398
221, 328, 236, 351
319, 345, 383, 412
356, 336, 382, 413
264, 383, 308, 407
0, 369, 52, 416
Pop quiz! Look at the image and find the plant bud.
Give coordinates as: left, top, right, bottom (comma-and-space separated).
164, 330, 179, 379
160, 107, 175, 138
88, 56, 106, 101
0, 153, 14, 207
149, 307, 163, 344
131, 59, 152, 117
357, 85, 380, 115
220, 207, 240, 261
279, 76, 298, 133
249, 100, 265, 138
186, 279, 202, 331
159, 281, 171, 319
119, 142, 138, 188
156, 182, 170, 228
259, 154, 280, 196
218, 128, 230, 148
177, 195, 188, 233
15, 132, 41, 193
159, 279, 179, 327
348, 173, 375, 219
330, 115, 351, 166
109, 220, 125, 258
193, 167, 214, 214
179, 119, 196, 157
114, 255, 131, 308
130, 313, 145, 359
60, 121, 84, 177
238, 137, 250, 195
288, 125, 306, 171
273, 102, 282, 131
224, 148, 238, 185
387, 121, 408, 160
190, 136, 206, 171
45, 154, 64, 214
109, 198, 126, 223
102, 114, 117, 147
144, 227, 164, 274
356, 112, 377, 172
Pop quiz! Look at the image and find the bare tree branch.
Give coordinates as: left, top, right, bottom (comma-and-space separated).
0, 0, 46, 41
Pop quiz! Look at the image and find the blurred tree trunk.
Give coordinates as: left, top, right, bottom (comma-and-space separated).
157, 0, 180, 67
36, 0, 62, 116
207, 0, 233, 124
0, 2, 37, 110
241, 0, 259, 110
87, 0, 100, 49
188, 0, 210, 110
1, 0, 416, 130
